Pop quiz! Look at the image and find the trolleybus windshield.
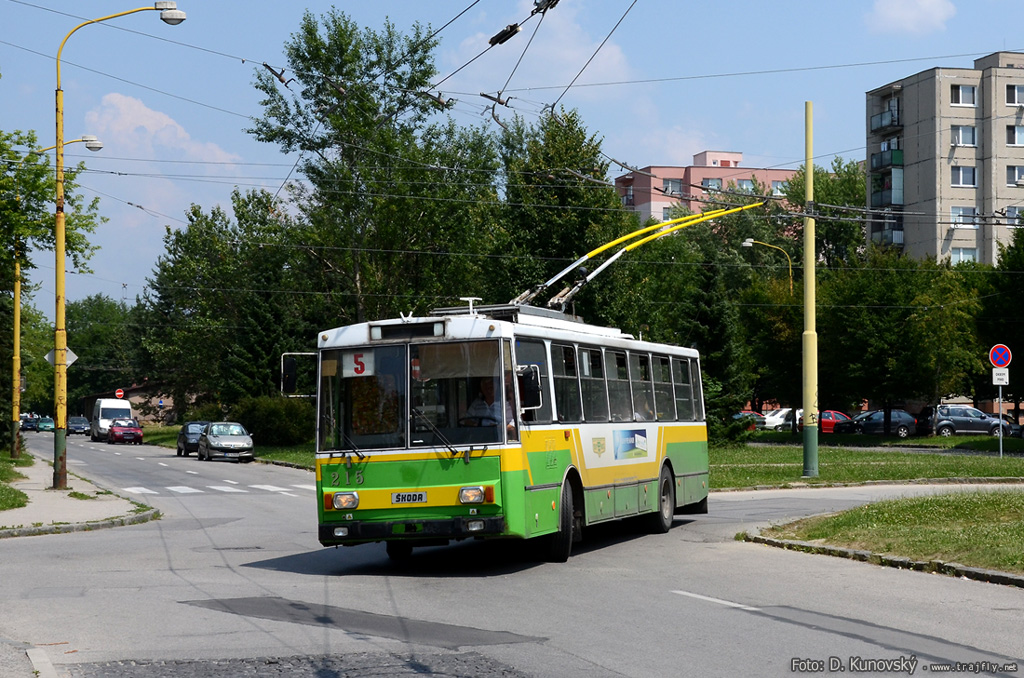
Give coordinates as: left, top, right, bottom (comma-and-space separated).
319, 339, 512, 451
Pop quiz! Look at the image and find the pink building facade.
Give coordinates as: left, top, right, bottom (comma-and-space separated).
615, 151, 798, 223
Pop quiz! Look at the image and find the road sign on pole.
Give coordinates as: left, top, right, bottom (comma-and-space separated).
115, 388, 124, 399
990, 344, 1012, 368
994, 368, 1009, 386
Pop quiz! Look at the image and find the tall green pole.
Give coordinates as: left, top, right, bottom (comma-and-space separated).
802, 101, 819, 477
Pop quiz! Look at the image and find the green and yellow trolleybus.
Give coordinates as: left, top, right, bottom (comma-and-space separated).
315, 300, 708, 561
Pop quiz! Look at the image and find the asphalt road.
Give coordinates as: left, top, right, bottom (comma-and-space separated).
2, 435, 1021, 677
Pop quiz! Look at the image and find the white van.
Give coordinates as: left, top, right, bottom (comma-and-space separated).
91, 398, 134, 441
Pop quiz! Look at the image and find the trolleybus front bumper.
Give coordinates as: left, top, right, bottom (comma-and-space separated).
319, 515, 506, 547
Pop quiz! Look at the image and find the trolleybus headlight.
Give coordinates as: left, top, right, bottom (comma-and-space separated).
466, 520, 485, 532
333, 492, 359, 509
333, 526, 349, 537
459, 486, 485, 504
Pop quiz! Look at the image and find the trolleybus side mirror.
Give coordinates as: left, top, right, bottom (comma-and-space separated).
282, 356, 298, 394
517, 365, 543, 410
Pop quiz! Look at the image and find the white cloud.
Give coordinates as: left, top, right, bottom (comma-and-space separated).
85, 93, 240, 165
865, 0, 956, 35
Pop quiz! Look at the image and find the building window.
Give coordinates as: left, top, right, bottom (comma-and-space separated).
951, 248, 977, 264
772, 180, 787, 196
1008, 166, 1024, 186
951, 125, 976, 146
951, 206, 978, 228
1007, 206, 1022, 227
737, 179, 755, 193
951, 166, 976, 187
662, 178, 682, 196
1008, 126, 1024, 146
662, 207, 673, 221
1008, 84, 1024, 105
701, 177, 722, 191
951, 84, 976, 106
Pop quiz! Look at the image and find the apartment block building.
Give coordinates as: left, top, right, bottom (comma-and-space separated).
614, 151, 798, 223
866, 52, 1024, 265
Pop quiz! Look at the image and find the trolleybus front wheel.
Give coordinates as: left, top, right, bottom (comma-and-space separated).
544, 482, 574, 563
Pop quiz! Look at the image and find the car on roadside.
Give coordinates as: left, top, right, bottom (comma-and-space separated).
37, 417, 55, 432
68, 416, 90, 435
1001, 414, 1022, 438
197, 421, 254, 463
933, 405, 1012, 437
833, 409, 917, 437
798, 409, 852, 433
107, 418, 144, 445
733, 410, 766, 431
20, 416, 39, 432
176, 420, 210, 457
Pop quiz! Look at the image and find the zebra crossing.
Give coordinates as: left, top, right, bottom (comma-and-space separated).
122, 483, 316, 496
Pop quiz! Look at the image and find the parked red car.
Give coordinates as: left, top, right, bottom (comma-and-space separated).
107, 418, 143, 445
798, 410, 852, 433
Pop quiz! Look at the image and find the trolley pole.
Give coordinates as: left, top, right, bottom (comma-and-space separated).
802, 101, 819, 477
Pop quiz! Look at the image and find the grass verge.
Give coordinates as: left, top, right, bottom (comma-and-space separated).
760, 489, 1024, 574
0, 455, 32, 511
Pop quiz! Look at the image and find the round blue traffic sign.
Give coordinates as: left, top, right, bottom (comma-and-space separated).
990, 344, 1012, 368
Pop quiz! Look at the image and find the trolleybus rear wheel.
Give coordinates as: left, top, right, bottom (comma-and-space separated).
545, 482, 573, 563
646, 466, 675, 534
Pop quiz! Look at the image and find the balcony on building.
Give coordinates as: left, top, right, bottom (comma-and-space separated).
870, 109, 902, 134
870, 168, 904, 207
870, 148, 904, 171
869, 214, 905, 247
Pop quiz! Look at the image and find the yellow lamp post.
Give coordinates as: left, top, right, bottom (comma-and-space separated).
741, 237, 793, 296
11, 136, 102, 460
51, 2, 185, 489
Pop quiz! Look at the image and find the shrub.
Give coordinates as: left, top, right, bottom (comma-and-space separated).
228, 396, 314, 447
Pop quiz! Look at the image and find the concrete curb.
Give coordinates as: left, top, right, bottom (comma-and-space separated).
743, 533, 1024, 589
713, 476, 1024, 492
0, 507, 161, 540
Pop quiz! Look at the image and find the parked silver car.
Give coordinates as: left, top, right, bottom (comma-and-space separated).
197, 422, 254, 462
934, 405, 1012, 437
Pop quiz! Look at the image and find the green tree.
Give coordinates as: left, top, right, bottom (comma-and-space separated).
783, 157, 867, 268
249, 9, 500, 323
66, 295, 134, 416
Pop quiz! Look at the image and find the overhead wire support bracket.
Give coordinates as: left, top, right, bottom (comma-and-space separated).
545, 201, 767, 311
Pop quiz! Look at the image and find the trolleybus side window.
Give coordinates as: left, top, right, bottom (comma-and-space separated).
629, 351, 655, 421
653, 355, 676, 421
672, 357, 694, 421
552, 343, 583, 423
515, 339, 553, 423
578, 346, 609, 422
606, 350, 632, 422
691, 359, 705, 421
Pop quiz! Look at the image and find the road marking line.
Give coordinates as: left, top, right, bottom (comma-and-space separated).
209, 486, 248, 493
671, 590, 760, 611
186, 470, 199, 475
292, 484, 316, 491
123, 487, 158, 495
136, 457, 145, 461
250, 484, 289, 492
280, 492, 299, 497
166, 486, 203, 494
159, 463, 169, 467
222, 479, 239, 485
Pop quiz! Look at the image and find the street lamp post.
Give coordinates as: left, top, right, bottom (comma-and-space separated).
51, 2, 185, 489
741, 237, 793, 296
11, 137, 102, 460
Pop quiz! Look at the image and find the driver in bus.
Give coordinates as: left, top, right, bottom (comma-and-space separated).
466, 378, 516, 433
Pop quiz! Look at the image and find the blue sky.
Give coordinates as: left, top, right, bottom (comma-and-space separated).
2, 0, 1022, 318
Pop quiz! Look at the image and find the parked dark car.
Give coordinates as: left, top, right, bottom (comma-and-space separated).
733, 411, 766, 431
67, 416, 90, 435
833, 409, 917, 437
108, 418, 143, 445
197, 422, 254, 462
176, 420, 210, 457
933, 405, 1012, 437
1001, 414, 1022, 438
20, 416, 38, 432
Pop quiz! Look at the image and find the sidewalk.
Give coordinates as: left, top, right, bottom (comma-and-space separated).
0, 453, 158, 539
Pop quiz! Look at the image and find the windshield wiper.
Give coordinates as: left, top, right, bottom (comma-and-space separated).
411, 408, 471, 463
337, 433, 366, 468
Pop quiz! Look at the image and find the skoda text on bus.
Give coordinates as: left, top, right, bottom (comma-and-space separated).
314, 301, 708, 561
